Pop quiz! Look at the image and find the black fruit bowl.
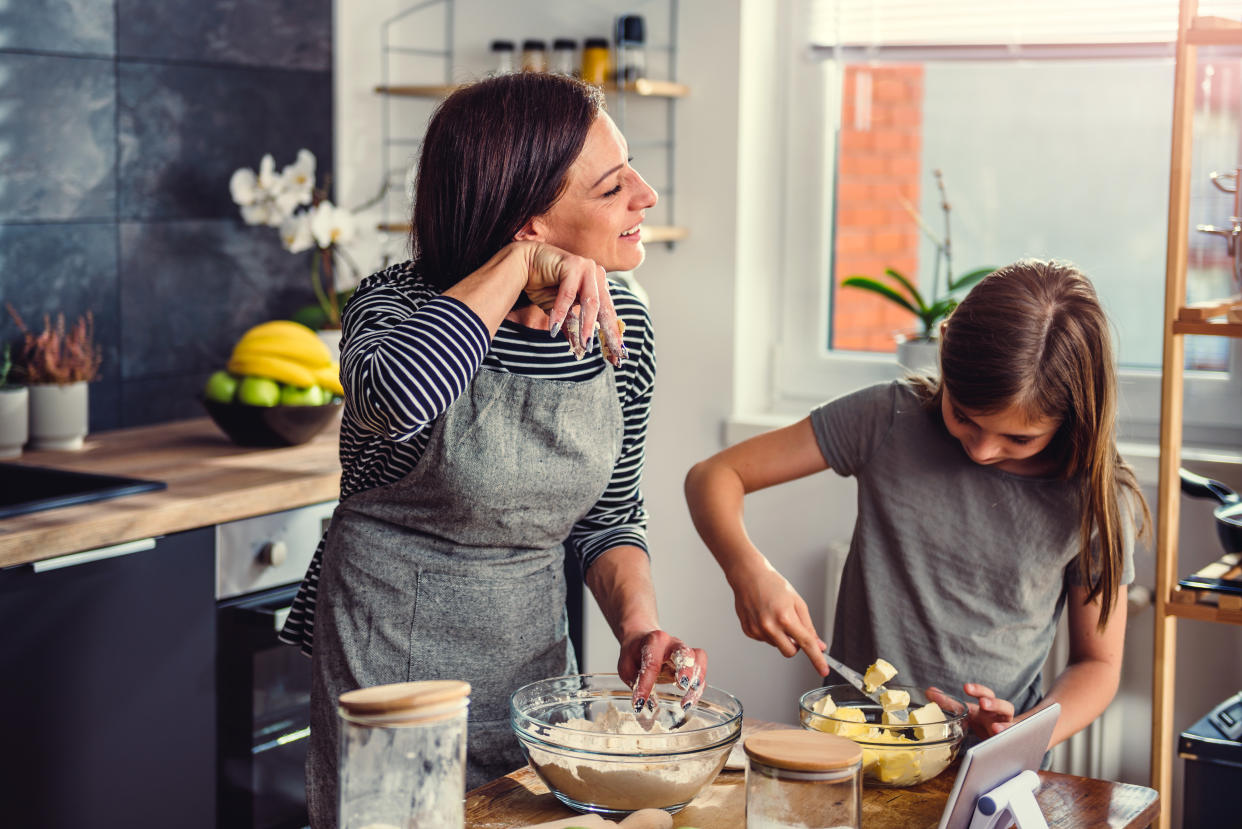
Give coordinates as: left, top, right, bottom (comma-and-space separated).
202, 397, 343, 447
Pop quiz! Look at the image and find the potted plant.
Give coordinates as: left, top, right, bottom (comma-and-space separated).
6, 305, 103, 451
842, 170, 993, 373
0, 344, 28, 458
229, 149, 378, 359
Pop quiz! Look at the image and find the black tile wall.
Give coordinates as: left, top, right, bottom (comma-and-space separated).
0, 0, 333, 433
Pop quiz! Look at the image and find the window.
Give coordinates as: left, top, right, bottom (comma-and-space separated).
763, 0, 1242, 447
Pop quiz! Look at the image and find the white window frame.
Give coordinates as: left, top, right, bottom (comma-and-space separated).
733, 0, 1242, 451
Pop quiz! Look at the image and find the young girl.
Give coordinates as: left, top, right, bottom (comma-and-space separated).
685, 259, 1150, 747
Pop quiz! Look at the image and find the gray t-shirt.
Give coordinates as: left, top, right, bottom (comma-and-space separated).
810, 380, 1136, 715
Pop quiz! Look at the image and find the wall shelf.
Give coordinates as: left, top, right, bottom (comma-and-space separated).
1187, 15, 1242, 45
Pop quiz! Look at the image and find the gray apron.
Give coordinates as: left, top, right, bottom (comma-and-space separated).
307, 363, 623, 828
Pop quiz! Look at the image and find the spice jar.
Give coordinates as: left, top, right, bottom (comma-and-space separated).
614, 14, 646, 83
744, 729, 862, 829
521, 38, 547, 72
490, 39, 515, 75
551, 38, 578, 76
581, 37, 610, 85
337, 680, 471, 829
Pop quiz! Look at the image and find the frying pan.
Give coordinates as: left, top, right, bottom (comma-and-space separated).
1179, 467, 1242, 554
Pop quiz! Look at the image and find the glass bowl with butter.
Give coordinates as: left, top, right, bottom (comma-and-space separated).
510, 673, 742, 816
798, 684, 967, 787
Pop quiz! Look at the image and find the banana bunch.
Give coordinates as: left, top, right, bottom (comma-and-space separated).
226, 320, 344, 396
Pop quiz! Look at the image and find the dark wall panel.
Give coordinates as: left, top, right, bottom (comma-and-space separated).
118, 62, 332, 220
0, 0, 333, 433
0, 52, 117, 222
117, 0, 331, 70
9, 0, 116, 55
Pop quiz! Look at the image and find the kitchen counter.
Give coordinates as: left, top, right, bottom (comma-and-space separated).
0, 417, 341, 567
465, 720, 1160, 829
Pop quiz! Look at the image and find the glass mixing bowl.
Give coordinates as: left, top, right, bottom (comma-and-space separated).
510, 673, 742, 816
799, 683, 967, 787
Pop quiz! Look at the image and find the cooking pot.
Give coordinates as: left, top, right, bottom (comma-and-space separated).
1180, 468, 1242, 554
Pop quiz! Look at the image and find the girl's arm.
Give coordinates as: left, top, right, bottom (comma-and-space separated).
684, 417, 833, 677
939, 584, 1127, 746
1036, 583, 1128, 747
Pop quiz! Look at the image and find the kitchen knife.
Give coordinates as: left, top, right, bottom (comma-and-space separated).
822, 651, 910, 724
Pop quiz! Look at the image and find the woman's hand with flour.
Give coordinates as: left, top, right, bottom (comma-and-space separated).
521, 242, 628, 365
619, 630, 709, 714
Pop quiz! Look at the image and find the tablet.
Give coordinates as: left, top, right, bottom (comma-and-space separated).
937, 702, 1061, 829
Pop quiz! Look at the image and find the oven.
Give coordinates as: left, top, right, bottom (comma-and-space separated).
216, 501, 336, 829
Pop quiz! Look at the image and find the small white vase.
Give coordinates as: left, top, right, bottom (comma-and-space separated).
895, 336, 940, 376
0, 386, 29, 458
316, 328, 342, 362
28, 381, 89, 451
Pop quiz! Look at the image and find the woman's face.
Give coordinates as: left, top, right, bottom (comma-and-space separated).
940, 389, 1061, 476
521, 112, 658, 272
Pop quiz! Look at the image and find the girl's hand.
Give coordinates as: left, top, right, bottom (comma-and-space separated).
618, 629, 708, 714
522, 242, 627, 365
731, 566, 829, 677
928, 683, 1016, 740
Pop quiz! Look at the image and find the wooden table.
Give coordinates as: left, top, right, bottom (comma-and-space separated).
465, 722, 1159, 829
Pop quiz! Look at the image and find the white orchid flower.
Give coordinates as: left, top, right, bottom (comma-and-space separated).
276, 149, 317, 215
229, 167, 259, 207
309, 200, 357, 249
280, 211, 316, 254
257, 154, 277, 189
241, 202, 275, 227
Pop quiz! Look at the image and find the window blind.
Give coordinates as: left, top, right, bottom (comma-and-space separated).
809, 0, 1242, 56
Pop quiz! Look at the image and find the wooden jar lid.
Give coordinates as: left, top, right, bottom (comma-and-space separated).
743, 729, 862, 771
339, 680, 471, 720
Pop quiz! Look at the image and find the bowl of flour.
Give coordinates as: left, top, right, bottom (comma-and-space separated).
510, 673, 743, 817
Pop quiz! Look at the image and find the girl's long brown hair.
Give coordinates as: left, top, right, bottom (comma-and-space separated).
408, 73, 605, 292
920, 259, 1150, 628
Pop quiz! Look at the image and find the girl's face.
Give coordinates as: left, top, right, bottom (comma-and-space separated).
940, 389, 1061, 476
520, 112, 658, 272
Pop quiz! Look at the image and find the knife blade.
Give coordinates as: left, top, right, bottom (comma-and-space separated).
821, 651, 887, 705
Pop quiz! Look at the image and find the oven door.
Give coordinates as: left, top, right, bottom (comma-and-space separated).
217, 583, 311, 829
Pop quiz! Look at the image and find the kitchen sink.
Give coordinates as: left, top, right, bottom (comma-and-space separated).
0, 462, 167, 520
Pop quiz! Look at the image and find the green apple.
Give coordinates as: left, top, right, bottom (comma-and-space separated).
280, 384, 326, 406
236, 376, 281, 407
204, 370, 239, 404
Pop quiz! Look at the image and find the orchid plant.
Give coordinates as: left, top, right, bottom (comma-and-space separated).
230, 149, 368, 329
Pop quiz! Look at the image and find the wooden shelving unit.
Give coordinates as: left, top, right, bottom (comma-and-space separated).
1152, 3, 1242, 826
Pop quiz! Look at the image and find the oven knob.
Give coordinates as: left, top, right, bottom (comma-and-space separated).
259, 540, 288, 566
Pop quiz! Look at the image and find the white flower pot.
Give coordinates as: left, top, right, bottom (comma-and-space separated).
316, 328, 342, 362
0, 386, 29, 458
895, 336, 940, 376
28, 382, 89, 451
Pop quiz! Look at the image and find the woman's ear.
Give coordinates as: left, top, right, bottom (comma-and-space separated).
514, 217, 544, 242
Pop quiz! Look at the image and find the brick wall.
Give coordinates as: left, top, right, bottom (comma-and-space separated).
832, 65, 925, 352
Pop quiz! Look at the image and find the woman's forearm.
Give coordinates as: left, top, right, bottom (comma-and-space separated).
442, 243, 531, 336
584, 545, 660, 646
684, 459, 769, 586
1036, 657, 1122, 748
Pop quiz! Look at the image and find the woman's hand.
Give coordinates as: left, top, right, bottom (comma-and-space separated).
928, 682, 1016, 740
618, 629, 709, 714
522, 242, 627, 365
731, 565, 829, 677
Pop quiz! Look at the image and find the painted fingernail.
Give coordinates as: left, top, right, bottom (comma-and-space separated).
549, 320, 562, 338
677, 675, 690, 690
682, 701, 693, 712
633, 697, 645, 713
691, 678, 701, 691
646, 698, 655, 712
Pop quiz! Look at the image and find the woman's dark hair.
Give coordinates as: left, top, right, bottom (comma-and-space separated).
915, 259, 1150, 628
408, 73, 605, 291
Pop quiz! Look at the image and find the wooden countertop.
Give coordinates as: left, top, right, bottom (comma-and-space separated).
0, 417, 341, 567
466, 721, 1159, 829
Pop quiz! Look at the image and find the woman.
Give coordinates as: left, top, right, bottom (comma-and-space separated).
279, 72, 707, 825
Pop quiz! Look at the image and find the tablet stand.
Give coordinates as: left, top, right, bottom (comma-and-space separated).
966, 770, 1048, 829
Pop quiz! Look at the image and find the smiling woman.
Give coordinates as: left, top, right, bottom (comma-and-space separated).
277, 72, 707, 829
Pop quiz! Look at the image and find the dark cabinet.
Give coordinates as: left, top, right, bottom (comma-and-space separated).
0, 528, 216, 829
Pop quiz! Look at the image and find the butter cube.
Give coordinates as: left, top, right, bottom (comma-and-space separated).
874, 743, 922, 786
879, 688, 910, 711
863, 658, 898, 692
828, 705, 873, 738
811, 693, 837, 717
881, 709, 909, 727
909, 701, 949, 741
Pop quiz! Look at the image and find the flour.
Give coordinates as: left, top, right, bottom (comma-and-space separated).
526, 704, 727, 812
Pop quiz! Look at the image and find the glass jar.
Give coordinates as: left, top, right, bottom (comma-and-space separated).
337, 680, 471, 829
744, 729, 862, 829
490, 39, 515, 75
581, 37, 610, 85
614, 14, 646, 83
521, 38, 547, 72
551, 38, 577, 76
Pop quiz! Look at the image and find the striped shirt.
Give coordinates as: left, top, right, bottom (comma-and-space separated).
280, 259, 655, 654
